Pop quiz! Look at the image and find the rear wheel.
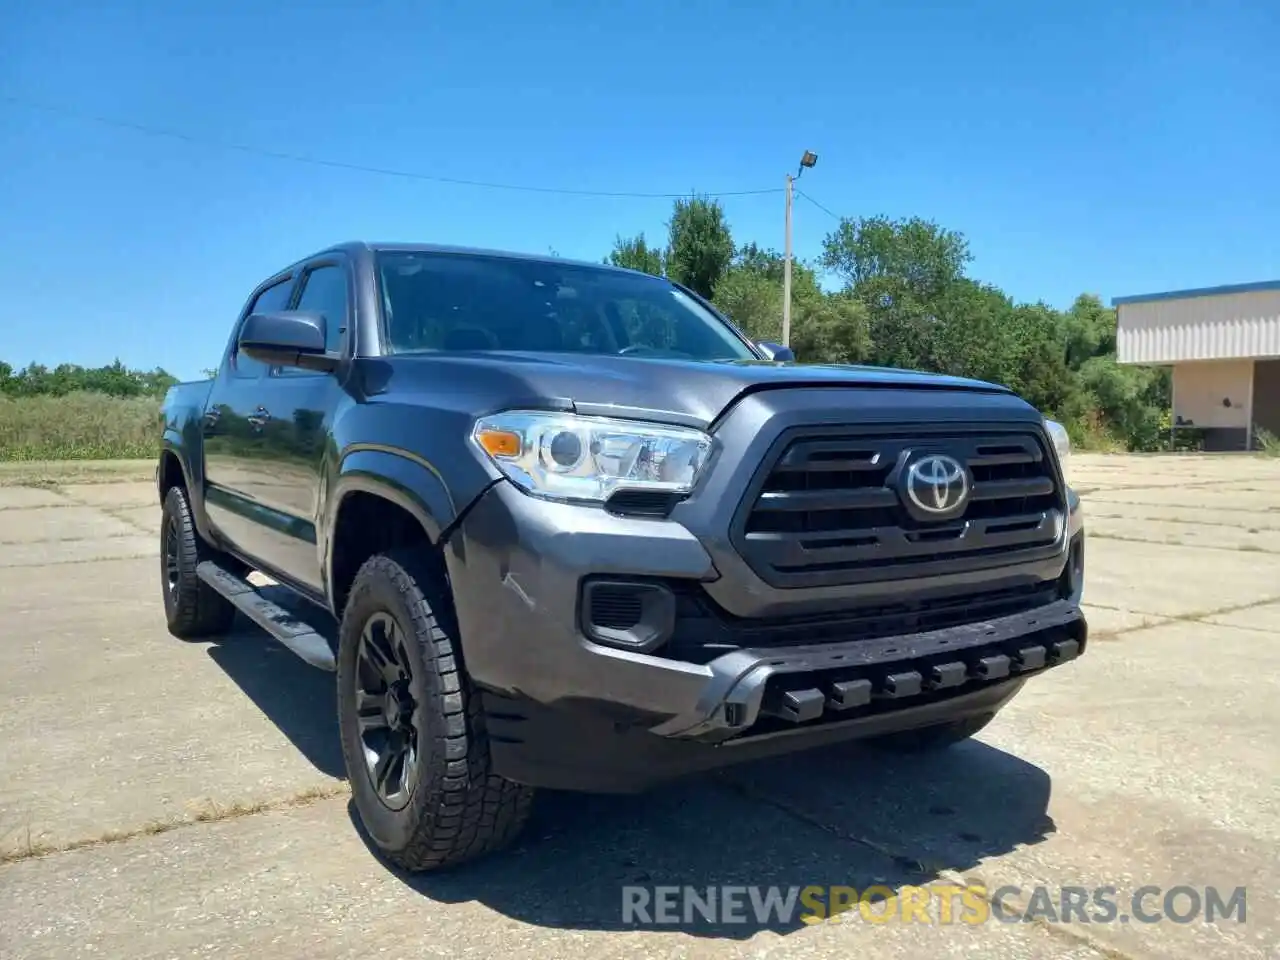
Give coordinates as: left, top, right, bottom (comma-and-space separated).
866, 713, 996, 753
336, 548, 534, 871
159, 485, 237, 639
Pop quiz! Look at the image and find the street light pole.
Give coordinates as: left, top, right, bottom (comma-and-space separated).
782, 151, 817, 349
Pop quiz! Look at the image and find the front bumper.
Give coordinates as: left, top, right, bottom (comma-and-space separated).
444, 476, 1086, 792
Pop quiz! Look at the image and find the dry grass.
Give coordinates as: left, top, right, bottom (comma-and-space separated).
1256, 427, 1280, 458
0, 392, 161, 461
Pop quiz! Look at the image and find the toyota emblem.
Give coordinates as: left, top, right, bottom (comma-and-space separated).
905, 454, 969, 514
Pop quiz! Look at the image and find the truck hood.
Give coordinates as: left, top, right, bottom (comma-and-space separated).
372, 351, 1015, 429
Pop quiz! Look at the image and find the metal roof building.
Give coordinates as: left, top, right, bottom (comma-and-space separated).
1113, 280, 1280, 451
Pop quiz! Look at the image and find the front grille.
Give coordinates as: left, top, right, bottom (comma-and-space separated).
732, 426, 1065, 589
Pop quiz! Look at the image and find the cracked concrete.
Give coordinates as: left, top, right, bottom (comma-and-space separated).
0, 453, 1277, 959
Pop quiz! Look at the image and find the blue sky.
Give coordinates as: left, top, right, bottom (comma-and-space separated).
2, 0, 1277, 380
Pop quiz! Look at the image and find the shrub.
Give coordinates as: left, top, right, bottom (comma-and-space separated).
0, 392, 161, 460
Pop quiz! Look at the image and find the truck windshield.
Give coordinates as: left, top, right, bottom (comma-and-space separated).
376, 251, 758, 361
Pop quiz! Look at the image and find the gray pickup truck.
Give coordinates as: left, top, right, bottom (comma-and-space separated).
157, 241, 1087, 871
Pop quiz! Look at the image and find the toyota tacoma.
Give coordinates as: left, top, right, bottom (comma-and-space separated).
156, 241, 1087, 871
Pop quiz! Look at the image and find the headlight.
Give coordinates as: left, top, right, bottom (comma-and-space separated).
1044, 418, 1070, 475
471, 411, 713, 504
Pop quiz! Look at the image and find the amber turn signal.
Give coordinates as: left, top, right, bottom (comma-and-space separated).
475, 428, 522, 458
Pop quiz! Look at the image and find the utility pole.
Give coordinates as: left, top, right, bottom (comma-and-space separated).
782, 151, 818, 348
782, 173, 794, 348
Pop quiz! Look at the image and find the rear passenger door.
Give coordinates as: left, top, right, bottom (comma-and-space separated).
236, 257, 353, 594
203, 272, 299, 564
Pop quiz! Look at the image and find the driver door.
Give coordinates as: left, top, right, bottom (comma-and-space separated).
202, 271, 299, 566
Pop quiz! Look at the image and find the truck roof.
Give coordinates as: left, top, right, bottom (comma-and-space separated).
300, 240, 649, 278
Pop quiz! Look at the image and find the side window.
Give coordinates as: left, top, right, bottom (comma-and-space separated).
232, 277, 293, 378
275, 264, 348, 376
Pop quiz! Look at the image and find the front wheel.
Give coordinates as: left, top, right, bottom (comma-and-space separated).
336, 548, 534, 871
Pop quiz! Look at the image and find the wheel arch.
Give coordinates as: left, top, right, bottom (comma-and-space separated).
325, 469, 452, 621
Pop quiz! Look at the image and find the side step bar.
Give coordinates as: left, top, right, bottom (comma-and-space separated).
196, 561, 336, 671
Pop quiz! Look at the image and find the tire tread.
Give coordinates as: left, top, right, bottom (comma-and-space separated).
340, 550, 533, 871
162, 486, 236, 638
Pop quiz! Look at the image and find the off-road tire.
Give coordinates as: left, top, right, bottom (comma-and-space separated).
160, 485, 237, 639
866, 712, 996, 753
337, 548, 534, 872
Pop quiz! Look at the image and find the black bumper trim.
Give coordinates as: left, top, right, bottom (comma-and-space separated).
650, 599, 1085, 741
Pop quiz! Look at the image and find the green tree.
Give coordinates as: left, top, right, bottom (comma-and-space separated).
713, 266, 781, 342
0, 360, 179, 399
665, 195, 734, 299
1062, 293, 1118, 368
821, 214, 971, 301
790, 288, 871, 365
732, 242, 788, 283
607, 233, 665, 276
610, 203, 1181, 453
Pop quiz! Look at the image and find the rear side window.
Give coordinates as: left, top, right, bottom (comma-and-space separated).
232, 277, 294, 378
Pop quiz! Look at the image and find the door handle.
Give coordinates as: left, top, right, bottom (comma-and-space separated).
246, 406, 272, 430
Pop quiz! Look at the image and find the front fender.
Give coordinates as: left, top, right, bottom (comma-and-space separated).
324, 444, 488, 603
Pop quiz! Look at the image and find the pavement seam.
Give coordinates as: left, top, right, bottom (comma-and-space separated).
1086, 532, 1280, 555
0, 782, 350, 866
1089, 594, 1280, 641
717, 775, 933, 873
1080, 477, 1280, 494
932, 868, 1142, 960
0, 552, 157, 568
0, 531, 153, 545
1084, 499, 1280, 515
101, 506, 155, 533
1086, 511, 1280, 532
723, 779, 1140, 960
0, 501, 153, 513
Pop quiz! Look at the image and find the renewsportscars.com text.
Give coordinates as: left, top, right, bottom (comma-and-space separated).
621, 884, 1247, 926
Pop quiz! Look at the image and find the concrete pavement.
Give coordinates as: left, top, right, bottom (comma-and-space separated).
1, 454, 1277, 959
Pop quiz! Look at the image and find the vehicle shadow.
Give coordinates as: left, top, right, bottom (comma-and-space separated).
197, 590, 346, 779
351, 737, 1054, 939
192, 594, 1054, 940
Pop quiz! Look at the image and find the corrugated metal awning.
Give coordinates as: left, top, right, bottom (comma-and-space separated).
1112, 281, 1280, 364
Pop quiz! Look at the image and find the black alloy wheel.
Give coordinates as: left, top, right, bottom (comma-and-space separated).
162, 512, 182, 603
354, 612, 421, 811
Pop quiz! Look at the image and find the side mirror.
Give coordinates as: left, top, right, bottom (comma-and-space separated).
238, 310, 336, 371
756, 341, 796, 362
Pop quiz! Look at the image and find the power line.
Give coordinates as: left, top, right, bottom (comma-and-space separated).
0, 94, 784, 200
795, 188, 844, 222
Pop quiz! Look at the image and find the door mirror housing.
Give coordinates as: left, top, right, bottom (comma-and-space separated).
238, 310, 338, 371
756, 341, 796, 362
